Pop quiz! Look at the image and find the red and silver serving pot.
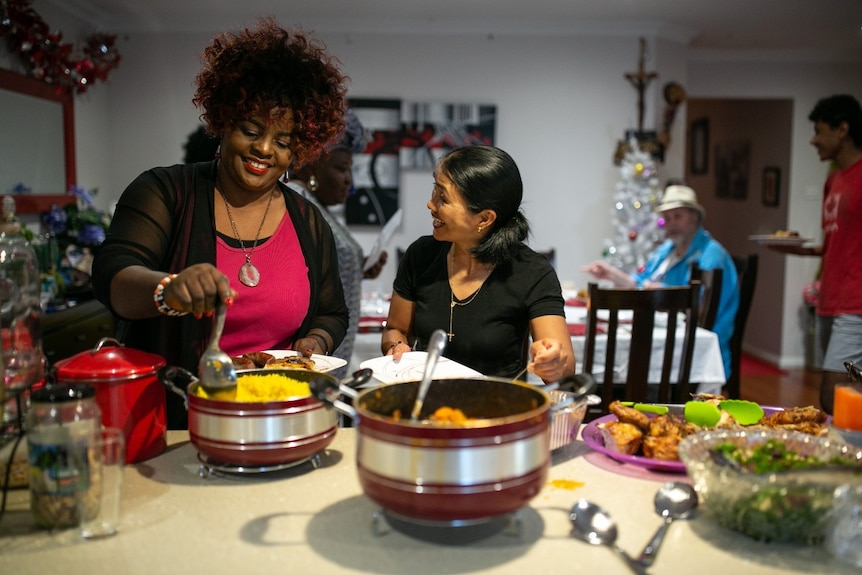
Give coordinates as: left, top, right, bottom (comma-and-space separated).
165, 367, 371, 468
311, 374, 595, 524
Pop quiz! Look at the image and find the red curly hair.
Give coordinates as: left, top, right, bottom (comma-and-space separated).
193, 18, 348, 168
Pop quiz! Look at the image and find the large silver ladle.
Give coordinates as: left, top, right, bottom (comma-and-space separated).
409, 329, 448, 421
197, 297, 237, 395
570, 499, 648, 575
636, 481, 698, 567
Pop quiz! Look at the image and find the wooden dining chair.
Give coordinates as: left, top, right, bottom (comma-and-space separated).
583, 282, 700, 416
724, 254, 759, 399
690, 263, 723, 330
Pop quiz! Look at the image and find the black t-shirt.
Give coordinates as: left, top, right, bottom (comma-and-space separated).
394, 236, 564, 378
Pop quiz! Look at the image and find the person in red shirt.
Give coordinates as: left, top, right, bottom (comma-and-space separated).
770, 94, 862, 414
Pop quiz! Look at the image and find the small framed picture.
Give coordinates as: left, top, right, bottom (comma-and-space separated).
762, 166, 781, 207
689, 118, 709, 175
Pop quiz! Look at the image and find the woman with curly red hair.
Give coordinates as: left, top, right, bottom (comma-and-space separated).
93, 19, 350, 428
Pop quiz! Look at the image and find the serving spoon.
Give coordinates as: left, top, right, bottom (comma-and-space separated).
636, 481, 698, 567
409, 329, 447, 421
197, 297, 237, 394
570, 499, 648, 575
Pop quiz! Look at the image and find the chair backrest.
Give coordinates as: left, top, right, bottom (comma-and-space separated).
724, 254, 759, 398
583, 282, 700, 413
537, 248, 556, 268
690, 263, 723, 330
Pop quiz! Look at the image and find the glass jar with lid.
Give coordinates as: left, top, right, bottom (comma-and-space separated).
26, 383, 101, 529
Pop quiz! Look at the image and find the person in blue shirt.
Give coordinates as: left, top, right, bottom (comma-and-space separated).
582, 185, 739, 380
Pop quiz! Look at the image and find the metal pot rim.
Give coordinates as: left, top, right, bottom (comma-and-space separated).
353, 376, 552, 428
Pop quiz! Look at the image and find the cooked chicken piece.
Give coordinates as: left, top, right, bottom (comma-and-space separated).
231, 356, 256, 370
244, 351, 275, 368
609, 401, 651, 430
647, 414, 685, 437
642, 434, 681, 461
265, 355, 316, 370
598, 421, 643, 455
713, 410, 745, 430
764, 405, 827, 425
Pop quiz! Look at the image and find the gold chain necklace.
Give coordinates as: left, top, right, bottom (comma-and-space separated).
448, 284, 486, 342
219, 189, 275, 288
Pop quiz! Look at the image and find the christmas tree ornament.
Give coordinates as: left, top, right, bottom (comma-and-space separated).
628, 230, 638, 241
635, 162, 644, 174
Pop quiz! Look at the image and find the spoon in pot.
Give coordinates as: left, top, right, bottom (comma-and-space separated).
410, 329, 447, 421
636, 481, 698, 567
570, 499, 648, 575
197, 297, 237, 394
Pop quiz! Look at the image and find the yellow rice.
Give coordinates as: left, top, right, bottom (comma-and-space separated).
195, 373, 311, 402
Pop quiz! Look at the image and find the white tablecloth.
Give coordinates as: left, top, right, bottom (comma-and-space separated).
351, 306, 726, 395
564, 307, 726, 395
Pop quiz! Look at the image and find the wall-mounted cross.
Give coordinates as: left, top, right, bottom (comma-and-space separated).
625, 37, 658, 132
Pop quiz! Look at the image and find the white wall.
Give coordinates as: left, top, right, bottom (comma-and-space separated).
4, 10, 861, 368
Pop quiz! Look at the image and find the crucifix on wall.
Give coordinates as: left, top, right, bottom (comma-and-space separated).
613, 37, 666, 165
625, 37, 658, 133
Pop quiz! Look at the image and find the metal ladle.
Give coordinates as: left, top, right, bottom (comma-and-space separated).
197, 297, 237, 394
570, 499, 648, 575
409, 329, 447, 421
636, 481, 698, 567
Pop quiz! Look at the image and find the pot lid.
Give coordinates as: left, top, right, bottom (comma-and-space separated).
54, 337, 166, 380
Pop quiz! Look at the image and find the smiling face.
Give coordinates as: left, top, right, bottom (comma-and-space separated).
219, 111, 295, 195
810, 120, 845, 163
427, 169, 484, 246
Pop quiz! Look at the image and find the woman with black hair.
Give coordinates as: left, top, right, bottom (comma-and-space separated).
381, 145, 574, 383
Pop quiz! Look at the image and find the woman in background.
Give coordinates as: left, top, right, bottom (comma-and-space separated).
93, 19, 349, 428
382, 145, 574, 383
288, 107, 388, 377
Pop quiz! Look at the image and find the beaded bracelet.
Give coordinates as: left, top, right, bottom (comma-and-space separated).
153, 274, 188, 317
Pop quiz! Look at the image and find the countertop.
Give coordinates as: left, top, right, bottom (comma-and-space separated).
0, 429, 855, 575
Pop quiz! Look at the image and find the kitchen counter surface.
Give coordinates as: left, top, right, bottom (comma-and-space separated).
0, 429, 855, 574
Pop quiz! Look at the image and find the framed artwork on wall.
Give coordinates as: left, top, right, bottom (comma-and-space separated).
714, 139, 751, 199
689, 117, 709, 175
345, 98, 402, 227
762, 166, 781, 207
399, 101, 497, 170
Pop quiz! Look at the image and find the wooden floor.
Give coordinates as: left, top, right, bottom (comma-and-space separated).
738, 367, 821, 409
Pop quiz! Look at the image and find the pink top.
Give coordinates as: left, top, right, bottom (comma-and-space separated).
217, 213, 311, 356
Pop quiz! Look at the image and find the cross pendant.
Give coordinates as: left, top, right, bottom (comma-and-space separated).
447, 332, 454, 342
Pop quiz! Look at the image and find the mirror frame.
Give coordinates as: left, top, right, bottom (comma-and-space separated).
0, 67, 76, 213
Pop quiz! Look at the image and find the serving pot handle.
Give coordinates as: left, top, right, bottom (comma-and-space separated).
309, 368, 374, 420
159, 366, 198, 411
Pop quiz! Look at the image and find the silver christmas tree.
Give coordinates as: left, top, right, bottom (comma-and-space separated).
602, 137, 664, 275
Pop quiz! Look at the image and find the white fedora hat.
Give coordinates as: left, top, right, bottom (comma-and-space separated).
656, 185, 705, 217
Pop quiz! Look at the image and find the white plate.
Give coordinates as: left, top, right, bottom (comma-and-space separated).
260, 350, 347, 373
359, 351, 482, 384
748, 234, 811, 246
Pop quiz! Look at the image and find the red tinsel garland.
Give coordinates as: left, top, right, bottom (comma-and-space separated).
0, 0, 121, 94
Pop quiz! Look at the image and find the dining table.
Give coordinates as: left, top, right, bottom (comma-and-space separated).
0, 428, 854, 575
352, 300, 726, 395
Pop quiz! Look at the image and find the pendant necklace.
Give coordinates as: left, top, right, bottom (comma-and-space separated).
448, 285, 485, 342
446, 251, 492, 342
219, 189, 275, 288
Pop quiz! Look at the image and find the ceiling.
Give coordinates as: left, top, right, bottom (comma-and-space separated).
51, 0, 862, 60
